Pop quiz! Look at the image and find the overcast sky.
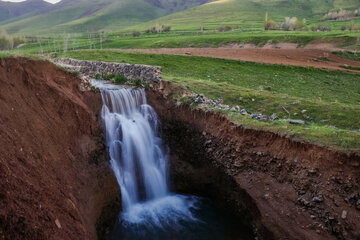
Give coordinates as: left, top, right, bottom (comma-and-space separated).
1, 0, 61, 3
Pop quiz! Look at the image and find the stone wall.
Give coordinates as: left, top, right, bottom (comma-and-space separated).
52, 58, 162, 83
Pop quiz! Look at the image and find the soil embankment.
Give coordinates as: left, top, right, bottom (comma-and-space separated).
116, 47, 360, 73
146, 81, 360, 240
0, 58, 118, 240
1, 57, 360, 240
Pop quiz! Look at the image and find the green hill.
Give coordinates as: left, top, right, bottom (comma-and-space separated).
0, 0, 51, 22
130, 0, 360, 31
1, 0, 211, 35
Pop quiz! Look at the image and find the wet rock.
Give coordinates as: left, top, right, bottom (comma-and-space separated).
356, 200, 360, 210
269, 113, 278, 120
251, 114, 268, 121
240, 109, 249, 115
312, 196, 323, 203
288, 119, 305, 125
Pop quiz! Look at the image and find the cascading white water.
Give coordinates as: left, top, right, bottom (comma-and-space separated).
100, 86, 168, 209
93, 80, 240, 240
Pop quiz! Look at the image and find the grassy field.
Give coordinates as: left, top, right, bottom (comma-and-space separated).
52, 50, 360, 151
10, 29, 360, 56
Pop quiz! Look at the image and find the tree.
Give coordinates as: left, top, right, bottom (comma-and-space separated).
264, 12, 277, 30
0, 28, 13, 50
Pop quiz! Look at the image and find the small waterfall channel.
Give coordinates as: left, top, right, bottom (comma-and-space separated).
93, 80, 244, 240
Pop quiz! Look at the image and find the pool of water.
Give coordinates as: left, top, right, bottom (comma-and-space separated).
110, 194, 249, 240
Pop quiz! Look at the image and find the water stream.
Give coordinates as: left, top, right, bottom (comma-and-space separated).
93, 80, 245, 240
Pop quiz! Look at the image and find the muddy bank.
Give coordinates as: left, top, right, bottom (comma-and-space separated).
146, 81, 360, 240
0, 58, 118, 240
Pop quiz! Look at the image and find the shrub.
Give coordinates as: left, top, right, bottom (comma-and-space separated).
0, 29, 14, 50
132, 31, 141, 37
311, 24, 331, 32
279, 17, 304, 31
94, 73, 102, 79
322, 9, 354, 21
355, 8, 360, 16
133, 79, 143, 87
114, 75, 128, 84
264, 12, 278, 30
146, 25, 171, 34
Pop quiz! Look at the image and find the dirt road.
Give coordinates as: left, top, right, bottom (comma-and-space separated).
115, 47, 360, 73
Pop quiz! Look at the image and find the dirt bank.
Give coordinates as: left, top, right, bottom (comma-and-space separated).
116, 47, 360, 73
0, 58, 118, 240
146, 81, 360, 240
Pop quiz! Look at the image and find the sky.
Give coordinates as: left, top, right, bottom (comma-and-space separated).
1, 0, 61, 3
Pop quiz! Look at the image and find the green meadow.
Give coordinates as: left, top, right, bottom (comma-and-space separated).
52, 50, 360, 151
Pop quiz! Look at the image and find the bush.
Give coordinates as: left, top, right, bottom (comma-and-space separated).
355, 8, 360, 16
133, 79, 143, 87
322, 9, 355, 21
0, 29, 14, 50
264, 13, 278, 30
114, 75, 128, 84
311, 24, 331, 32
145, 25, 171, 34
132, 31, 141, 37
279, 17, 304, 31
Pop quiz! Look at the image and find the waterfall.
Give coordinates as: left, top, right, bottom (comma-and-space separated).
93, 80, 235, 240
100, 87, 168, 209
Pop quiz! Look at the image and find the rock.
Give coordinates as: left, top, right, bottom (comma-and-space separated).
55, 219, 62, 229
240, 109, 249, 115
341, 210, 347, 219
230, 107, 236, 112
251, 114, 268, 121
310, 215, 316, 219
356, 200, 360, 210
288, 119, 305, 125
52, 58, 163, 84
270, 113, 278, 120
312, 196, 323, 203
301, 109, 307, 114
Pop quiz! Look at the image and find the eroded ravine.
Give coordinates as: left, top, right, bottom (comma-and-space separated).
1, 58, 359, 240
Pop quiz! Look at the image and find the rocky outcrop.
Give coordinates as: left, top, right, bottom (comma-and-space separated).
52, 58, 162, 83
146, 81, 360, 240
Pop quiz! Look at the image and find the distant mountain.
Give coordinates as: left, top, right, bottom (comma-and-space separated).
0, 0, 51, 22
131, 0, 360, 31
0, 0, 212, 35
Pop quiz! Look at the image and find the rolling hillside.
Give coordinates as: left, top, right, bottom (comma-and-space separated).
0, 0, 51, 22
130, 0, 360, 31
0, 0, 211, 35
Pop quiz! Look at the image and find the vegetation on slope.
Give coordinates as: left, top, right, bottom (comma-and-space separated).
0, 0, 51, 22
53, 50, 360, 150
130, 0, 360, 31
0, 0, 211, 35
